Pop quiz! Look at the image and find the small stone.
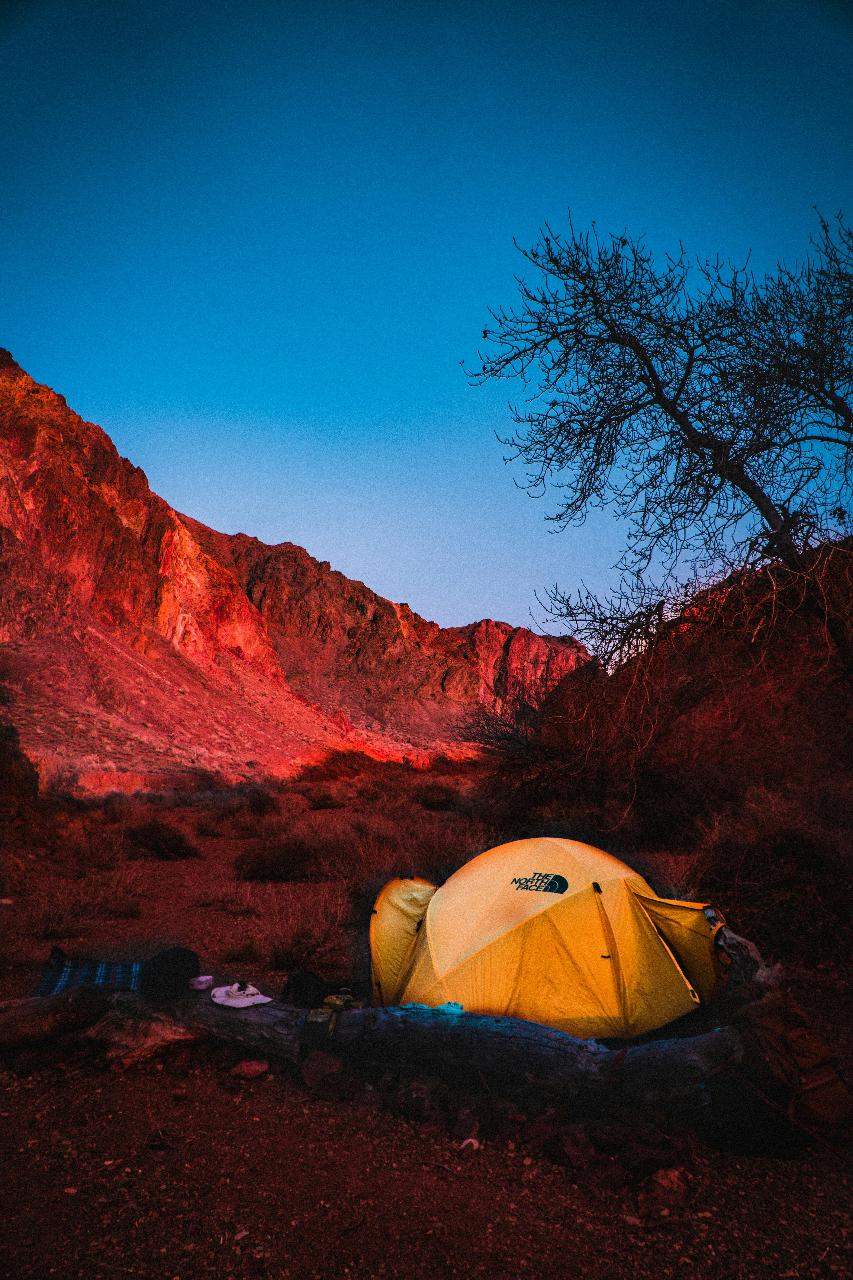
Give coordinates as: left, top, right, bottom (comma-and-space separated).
230, 1060, 269, 1080
300, 1050, 357, 1098
654, 1167, 687, 1191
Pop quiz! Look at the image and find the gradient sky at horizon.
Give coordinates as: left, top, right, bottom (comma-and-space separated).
1, 0, 851, 629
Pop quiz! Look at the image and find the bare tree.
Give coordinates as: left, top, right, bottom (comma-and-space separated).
730, 213, 853, 478
468, 216, 852, 668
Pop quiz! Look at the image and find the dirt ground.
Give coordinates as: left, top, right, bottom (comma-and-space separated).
1, 1043, 851, 1280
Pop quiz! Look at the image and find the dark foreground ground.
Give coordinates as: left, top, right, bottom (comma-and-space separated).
1, 1039, 851, 1280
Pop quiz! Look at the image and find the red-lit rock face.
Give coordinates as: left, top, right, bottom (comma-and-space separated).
183, 518, 585, 737
0, 352, 586, 791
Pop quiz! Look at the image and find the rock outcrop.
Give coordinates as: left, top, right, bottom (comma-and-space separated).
0, 351, 585, 791
184, 518, 581, 737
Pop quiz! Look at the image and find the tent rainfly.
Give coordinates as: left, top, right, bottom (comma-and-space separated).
370, 837, 727, 1040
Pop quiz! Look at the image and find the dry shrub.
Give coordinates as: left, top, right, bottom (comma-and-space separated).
294, 752, 422, 813
193, 882, 260, 917
347, 810, 493, 888
221, 938, 264, 965
61, 824, 128, 874
220, 883, 351, 978
195, 816, 222, 839
183, 783, 299, 841
35, 865, 144, 939
101, 793, 131, 824
235, 834, 345, 882
305, 787, 346, 810
125, 820, 200, 861
693, 784, 852, 962
340, 813, 411, 880
231, 781, 492, 942
212, 789, 309, 840
413, 782, 460, 812
266, 885, 351, 974
304, 752, 393, 783
239, 785, 279, 817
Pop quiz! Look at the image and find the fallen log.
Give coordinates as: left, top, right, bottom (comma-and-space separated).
1, 985, 743, 1105
60, 987, 743, 1108
327, 1002, 743, 1106
0, 986, 112, 1050
2, 933, 760, 1111
9, 932, 847, 1137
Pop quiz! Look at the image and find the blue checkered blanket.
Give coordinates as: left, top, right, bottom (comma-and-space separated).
36, 951, 142, 997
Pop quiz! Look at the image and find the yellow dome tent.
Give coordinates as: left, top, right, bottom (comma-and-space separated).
370, 837, 726, 1040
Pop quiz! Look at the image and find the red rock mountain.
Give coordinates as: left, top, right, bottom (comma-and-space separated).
0, 351, 585, 791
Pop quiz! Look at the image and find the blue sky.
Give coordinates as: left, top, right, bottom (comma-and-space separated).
1, 1, 851, 628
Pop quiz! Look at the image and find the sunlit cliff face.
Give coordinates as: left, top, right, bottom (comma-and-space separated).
0, 352, 586, 793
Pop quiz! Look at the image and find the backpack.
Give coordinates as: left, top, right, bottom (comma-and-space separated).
737, 990, 852, 1134
138, 946, 201, 1003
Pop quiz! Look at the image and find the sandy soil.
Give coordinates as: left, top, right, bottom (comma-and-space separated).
1, 1045, 851, 1280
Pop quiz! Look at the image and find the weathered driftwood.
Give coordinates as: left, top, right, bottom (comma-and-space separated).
1, 984, 743, 1107
327, 1002, 742, 1105
169, 991, 305, 1063
0, 986, 111, 1049
116, 990, 743, 1106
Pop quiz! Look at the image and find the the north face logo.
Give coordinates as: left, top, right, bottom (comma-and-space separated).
511, 872, 568, 894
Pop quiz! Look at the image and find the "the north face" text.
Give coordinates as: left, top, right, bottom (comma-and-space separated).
510, 872, 568, 894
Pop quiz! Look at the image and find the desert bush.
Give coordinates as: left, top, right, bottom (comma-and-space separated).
211, 788, 308, 839
265, 883, 350, 974
693, 786, 853, 962
221, 938, 264, 965
40, 821, 129, 878
195, 817, 222, 838
196, 782, 281, 818
125, 820, 200, 861
35, 866, 144, 938
218, 883, 351, 978
305, 787, 346, 810
308, 751, 398, 783
361, 811, 492, 887
235, 834, 345, 882
37, 906, 82, 941
241, 785, 279, 817
413, 782, 459, 812
267, 922, 346, 973
101, 793, 131, 824
631, 761, 743, 847
194, 882, 260, 916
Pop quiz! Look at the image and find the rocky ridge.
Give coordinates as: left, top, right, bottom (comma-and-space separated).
0, 350, 585, 791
